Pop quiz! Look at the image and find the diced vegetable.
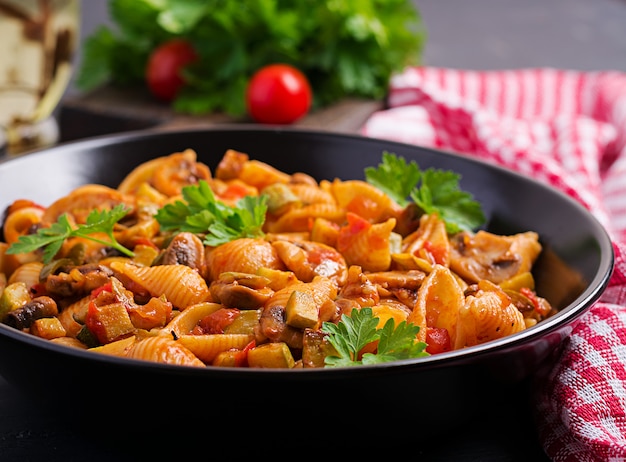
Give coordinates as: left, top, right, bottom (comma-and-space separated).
0, 282, 30, 320
285, 290, 319, 329
85, 302, 135, 344
30, 317, 67, 340
247, 342, 295, 368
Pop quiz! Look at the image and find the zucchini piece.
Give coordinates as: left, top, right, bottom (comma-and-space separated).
285, 290, 318, 329
247, 342, 295, 368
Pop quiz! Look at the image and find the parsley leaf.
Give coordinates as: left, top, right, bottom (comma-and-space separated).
410, 169, 486, 234
362, 317, 427, 365
154, 180, 267, 246
365, 152, 486, 233
6, 204, 133, 264
364, 151, 421, 206
321, 307, 428, 367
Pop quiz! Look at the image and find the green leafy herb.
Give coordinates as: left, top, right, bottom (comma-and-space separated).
364, 151, 421, 207
365, 151, 486, 233
76, 0, 426, 115
154, 180, 267, 246
321, 307, 428, 367
6, 204, 133, 264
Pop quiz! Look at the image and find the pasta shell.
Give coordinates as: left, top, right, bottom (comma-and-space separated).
288, 183, 336, 205
215, 149, 290, 189
3, 206, 44, 244
338, 216, 397, 272
110, 262, 210, 309
162, 302, 224, 337
205, 238, 285, 281
177, 333, 254, 363
238, 159, 290, 190
151, 149, 212, 197
266, 276, 337, 311
126, 335, 205, 367
42, 184, 134, 224
403, 213, 451, 267
90, 335, 137, 357
409, 264, 464, 344
455, 280, 525, 349
7, 261, 43, 287
330, 179, 402, 222
266, 203, 346, 233
58, 295, 91, 338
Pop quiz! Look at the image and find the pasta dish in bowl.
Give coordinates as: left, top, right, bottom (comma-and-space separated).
0, 126, 613, 438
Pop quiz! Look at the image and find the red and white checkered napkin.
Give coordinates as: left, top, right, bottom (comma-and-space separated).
361, 67, 626, 461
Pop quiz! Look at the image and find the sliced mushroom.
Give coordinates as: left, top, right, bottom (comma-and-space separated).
159, 232, 206, 276
4, 296, 58, 330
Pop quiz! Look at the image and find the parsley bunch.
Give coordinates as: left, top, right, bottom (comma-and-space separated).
365, 152, 486, 233
76, 0, 426, 115
154, 180, 267, 246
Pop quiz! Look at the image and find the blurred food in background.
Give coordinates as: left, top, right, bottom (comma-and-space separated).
75, 0, 426, 122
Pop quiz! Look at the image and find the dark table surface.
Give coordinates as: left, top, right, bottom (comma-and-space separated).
0, 371, 551, 461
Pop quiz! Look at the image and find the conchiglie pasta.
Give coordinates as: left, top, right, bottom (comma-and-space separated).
7, 261, 43, 286
42, 184, 134, 224
287, 183, 336, 205
176, 333, 254, 363
403, 213, 451, 266
162, 302, 224, 337
3, 206, 44, 244
150, 149, 212, 197
265, 202, 346, 233
409, 264, 464, 344
337, 214, 397, 272
454, 281, 525, 349
125, 335, 205, 367
330, 179, 402, 222
58, 295, 91, 338
110, 262, 210, 309
205, 238, 286, 281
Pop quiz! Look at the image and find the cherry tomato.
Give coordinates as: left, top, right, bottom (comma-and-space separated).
145, 39, 198, 102
246, 63, 312, 124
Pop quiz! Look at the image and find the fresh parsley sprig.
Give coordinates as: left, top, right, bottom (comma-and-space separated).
365, 151, 486, 233
6, 204, 133, 264
154, 180, 267, 246
321, 307, 429, 367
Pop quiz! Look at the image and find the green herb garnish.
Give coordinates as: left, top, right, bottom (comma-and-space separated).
365, 151, 486, 233
321, 307, 429, 367
154, 180, 267, 246
6, 204, 133, 264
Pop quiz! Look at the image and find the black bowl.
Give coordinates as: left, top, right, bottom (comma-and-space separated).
0, 126, 614, 443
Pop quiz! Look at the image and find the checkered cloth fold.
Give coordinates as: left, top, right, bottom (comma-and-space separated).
361, 67, 626, 461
